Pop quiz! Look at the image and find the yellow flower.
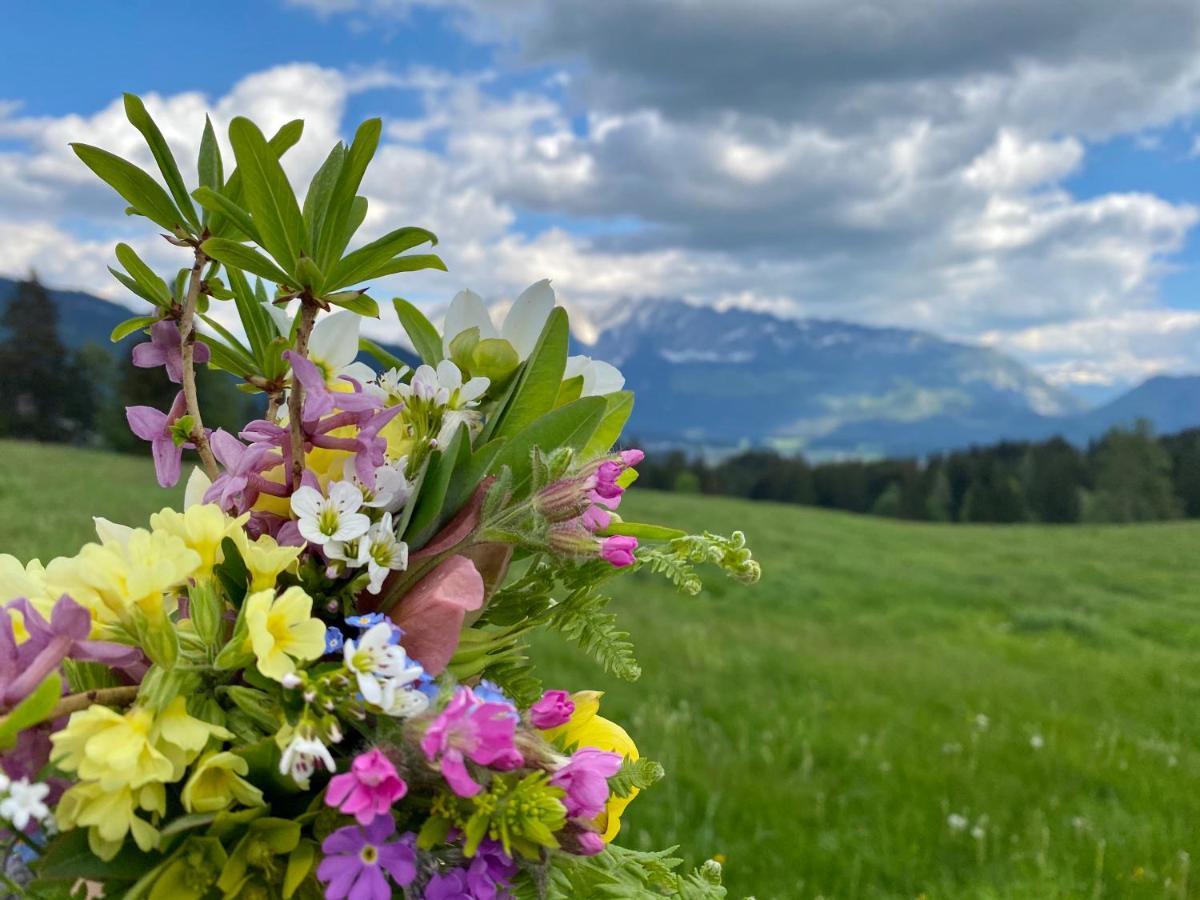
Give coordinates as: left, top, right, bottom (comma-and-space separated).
51, 706, 174, 790
63, 529, 200, 625
150, 505, 250, 580
0, 554, 52, 614
245, 586, 326, 681
252, 445, 354, 518
541, 691, 640, 842
233, 531, 303, 593
151, 697, 234, 780
57, 781, 164, 860
181, 751, 265, 813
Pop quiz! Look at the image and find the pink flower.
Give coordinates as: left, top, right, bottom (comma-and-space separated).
551, 748, 622, 819
575, 831, 605, 856
131, 320, 209, 384
389, 556, 484, 675
600, 535, 638, 568
529, 690, 575, 729
325, 749, 408, 825
126, 391, 194, 488
420, 687, 523, 797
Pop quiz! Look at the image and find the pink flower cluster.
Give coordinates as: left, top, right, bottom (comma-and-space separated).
420, 686, 523, 797
540, 450, 645, 568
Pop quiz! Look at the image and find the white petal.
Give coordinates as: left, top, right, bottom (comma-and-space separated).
564, 355, 590, 379
459, 377, 490, 403
330, 512, 371, 542
289, 486, 324, 520
501, 279, 554, 359
309, 311, 361, 372
266, 302, 295, 339
443, 289, 496, 352
328, 481, 365, 515
339, 361, 377, 385
581, 359, 626, 396
436, 359, 464, 392
184, 467, 213, 509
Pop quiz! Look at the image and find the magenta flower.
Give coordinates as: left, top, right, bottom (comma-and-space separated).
126, 391, 196, 487
575, 831, 605, 856
551, 748, 622, 819
424, 869, 472, 900
316, 816, 416, 900
131, 320, 209, 384
529, 690, 575, 729
600, 535, 638, 568
203, 429, 282, 514
285, 351, 380, 424
420, 686, 523, 797
325, 749, 408, 825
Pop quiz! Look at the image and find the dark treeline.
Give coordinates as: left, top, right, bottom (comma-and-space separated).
0, 277, 257, 452
636, 423, 1200, 524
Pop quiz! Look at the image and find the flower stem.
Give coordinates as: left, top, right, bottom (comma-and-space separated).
287, 299, 320, 491
181, 248, 219, 479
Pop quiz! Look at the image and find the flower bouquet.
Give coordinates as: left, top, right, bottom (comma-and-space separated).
0, 97, 759, 899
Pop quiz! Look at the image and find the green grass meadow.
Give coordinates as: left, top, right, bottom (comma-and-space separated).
3, 439, 1200, 898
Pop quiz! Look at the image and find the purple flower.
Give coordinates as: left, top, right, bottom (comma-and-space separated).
204, 429, 282, 514
551, 748, 622, 819
420, 686, 523, 797
126, 391, 194, 488
575, 831, 605, 856
316, 816, 416, 900
529, 690, 575, 730
1, 596, 142, 709
468, 839, 518, 898
131, 320, 209, 384
599, 535, 638, 568
424, 869, 472, 900
285, 351, 380, 424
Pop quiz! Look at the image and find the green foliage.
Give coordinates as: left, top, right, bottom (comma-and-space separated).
0, 672, 61, 750
608, 757, 666, 799
519, 845, 726, 900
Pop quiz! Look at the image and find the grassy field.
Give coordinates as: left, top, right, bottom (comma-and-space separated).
3, 439, 1200, 898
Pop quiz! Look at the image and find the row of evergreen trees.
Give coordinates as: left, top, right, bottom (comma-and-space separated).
636, 424, 1198, 524
0, 278, 257, 452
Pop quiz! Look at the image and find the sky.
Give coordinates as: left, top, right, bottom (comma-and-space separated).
3, 0, 1200, 394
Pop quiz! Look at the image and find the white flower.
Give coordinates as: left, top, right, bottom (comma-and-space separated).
563, 355, 625, 397
0, 778, 51, 830
0, 771, 9, 794
1030, 734, 1044, 749
971, 825, 986, 841
947, 813, 968, 833
279, 734, 336, 788
360, 461, 412, 513
184, 466, 213, 510
443, 280, 555, 359
373, 366, 412, 406
380, 686, 431, 719
344, 621, 422, 705
291, 481, 371, 548
362, 514, 409, 594
325, 536, 368, 573
974, 713, 990, 731
272, 307, 375, 387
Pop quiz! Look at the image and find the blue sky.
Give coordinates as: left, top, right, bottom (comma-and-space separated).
3, 0, 1200, 391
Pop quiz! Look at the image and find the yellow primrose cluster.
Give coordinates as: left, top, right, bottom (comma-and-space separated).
0, 502, 301, 640
51, 697, 248, 859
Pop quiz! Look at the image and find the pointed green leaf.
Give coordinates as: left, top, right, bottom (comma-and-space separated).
0, 672, 62, 750
193, 186, 260, 244
581, 390, 634, 458
404, 425, 470, 548
123, 93, 199, 230
113, 242, 173, 307
326, 226, 438, 289
303, 142, 346, 250
71, 143, 184, 233
199, 314, 257, 366
204, 338, 256, 378
110, 315, 158, 342
108, 267, 165, 308
208, 119, 303, 237
392, 297, 444, 365
355, 252, 446, 283
227, 268, 274, 363
228, 116, 307, 273
488, 307, 569, 443
198, 115, 224, 195
201, 237, 292, 285
314, 118, 381, 270
326, 290, 379, 317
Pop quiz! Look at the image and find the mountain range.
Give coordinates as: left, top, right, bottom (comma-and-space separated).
3, 277, 1197, 459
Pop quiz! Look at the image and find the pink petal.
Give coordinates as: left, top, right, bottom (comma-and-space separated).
389, 556, 483, 675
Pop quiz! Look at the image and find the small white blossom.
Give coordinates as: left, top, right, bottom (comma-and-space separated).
1030, 734, 1045, 750
974, 713, 990, 731
291, 481, 371, 548
363, 513, 409, 594
947, 813, 968, 833
0, 778, 51, 830
563, 354, 625, 397
344, 622, 423, 706
362, 461, 412, 513
279, 734, 336, 789
381, 686, 431, 719
372, 366, 412, 405
971, 825, 986, 841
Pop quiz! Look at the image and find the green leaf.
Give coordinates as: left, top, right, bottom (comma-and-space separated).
326, 226, 438, 290
302, 142, 345, 251
283, 841, 316, 899
489, 397, 606, 497
72, 142, 184, 233
199, 314, 257, 367
0, 672, 61, 750
108, 267, 165, 308
228, 116, 307, 274
110, 314, 158, 342
35, 827, 151, 882
201, 237, 292, 285
598, 521, 687, 541
580, 390, 634, 458
471, 338, 521, 384
208, 119, 303, 237
356, 252, 447, 282
555, 374, 584, 406
197, 115, 224, 196
392, 455, 430, 539
192, 186, 260, 244
124, 93, 199, 230
404, 425, 470, 548
227, 267, 274, 364
326, 290, 379, 317
442, 438, 507, 524
114, 242, 173, 307
488, 307, 570, 443
314, 118, 381, 270
204, 337, 256, 378
392, 297, 444, 365
359, 337, 410, 371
